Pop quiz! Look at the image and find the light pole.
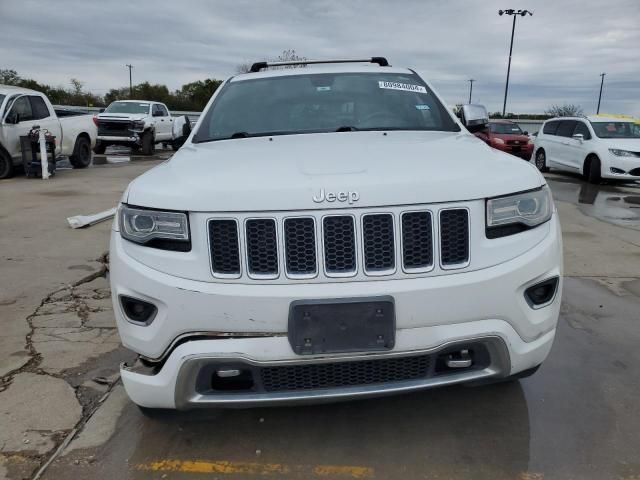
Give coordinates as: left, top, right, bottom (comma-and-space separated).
596, 73, 606, 114
498, 9, 533, 116
468, 79, 475, 104
126, 64, 134, 98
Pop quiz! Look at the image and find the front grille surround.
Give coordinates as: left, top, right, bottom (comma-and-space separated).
361, 213, 396, 276
207, 218, 242, 279
206, 203, 473, 282
245, 218, 279, 279
322, 214, 358, 278
439, 208, 471, 270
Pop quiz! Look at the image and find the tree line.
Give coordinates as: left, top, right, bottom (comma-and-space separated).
0, 68, 222, 111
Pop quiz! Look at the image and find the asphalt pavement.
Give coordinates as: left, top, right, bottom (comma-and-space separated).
0, 151, 639, 480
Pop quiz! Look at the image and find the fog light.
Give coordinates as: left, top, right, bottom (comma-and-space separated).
524, 277, 559, 308
120, 295, 157, 325
610, 167, 625, 174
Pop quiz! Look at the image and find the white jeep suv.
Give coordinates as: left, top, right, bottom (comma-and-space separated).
533, 115, 640, 183
111, 58, 563, 411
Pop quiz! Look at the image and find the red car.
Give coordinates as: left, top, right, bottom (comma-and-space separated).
474, 119, 533, 160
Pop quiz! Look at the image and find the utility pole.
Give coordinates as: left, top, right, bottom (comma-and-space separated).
498, 9, 533, 116
596, 73, 606, 114
126, 64, 133, 98
468, 79, 475, 104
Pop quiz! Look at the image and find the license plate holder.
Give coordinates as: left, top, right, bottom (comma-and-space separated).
288, 297, 395, 355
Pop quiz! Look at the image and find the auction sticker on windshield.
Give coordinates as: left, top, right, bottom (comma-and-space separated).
378, 81, 427, 93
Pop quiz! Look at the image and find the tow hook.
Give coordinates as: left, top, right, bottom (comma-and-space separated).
445, 349, 473, 368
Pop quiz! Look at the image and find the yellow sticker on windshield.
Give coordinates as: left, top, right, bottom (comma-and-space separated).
378, 81, 427, 93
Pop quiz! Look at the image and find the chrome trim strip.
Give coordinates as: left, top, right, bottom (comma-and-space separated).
282, 216, 319, 280
244, 217, 280, 280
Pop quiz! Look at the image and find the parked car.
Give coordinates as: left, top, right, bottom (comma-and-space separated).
94, 100, 174, 155
0, 85, 97, 179
533, 116, 640, 183
112, 58, 562, 412
474, 119, 533, 160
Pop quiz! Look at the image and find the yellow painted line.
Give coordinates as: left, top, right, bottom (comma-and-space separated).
135, 459, 374, 478
313, 464, 374, 478
518, 473, 544, 480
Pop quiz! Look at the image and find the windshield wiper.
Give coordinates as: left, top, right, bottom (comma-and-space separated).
230, 131, 250, 139
335, 126, 359, 132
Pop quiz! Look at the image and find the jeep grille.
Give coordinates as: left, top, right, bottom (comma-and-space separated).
207, 206, 469, 281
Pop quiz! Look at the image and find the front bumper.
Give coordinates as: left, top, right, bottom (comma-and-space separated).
96, 135, 139, 144
122, 324, 555, 409
601, 154, 640, 179
112, 214, 562, 409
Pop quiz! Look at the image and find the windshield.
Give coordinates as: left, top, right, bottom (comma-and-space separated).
590, 121, 640, 139
104, 101, 150, 115
194, 72, 460, 143
489, 122, 523, 135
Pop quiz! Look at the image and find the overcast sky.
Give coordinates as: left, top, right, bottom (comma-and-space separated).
1, 0, 638, 114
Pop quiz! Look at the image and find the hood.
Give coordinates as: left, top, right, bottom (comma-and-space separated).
601, 138, 640, 152
126, 131, 545, 212
96, 113, 145, 121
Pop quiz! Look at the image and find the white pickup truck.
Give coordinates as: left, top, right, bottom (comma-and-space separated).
94, 100, 175, 155
0, 85, 97, 179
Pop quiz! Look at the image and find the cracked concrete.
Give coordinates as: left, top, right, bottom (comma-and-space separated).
0, 160, 162, 479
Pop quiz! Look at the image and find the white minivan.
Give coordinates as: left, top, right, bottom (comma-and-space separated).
111, 58, 563, 412
532, 116, 640, 183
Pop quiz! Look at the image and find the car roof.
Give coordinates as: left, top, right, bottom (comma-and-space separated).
231, 64, 414, 82
489, 119, 517, 124
0, 84, 42, 95
545, 116, 635, 124
111, 100, 160, 104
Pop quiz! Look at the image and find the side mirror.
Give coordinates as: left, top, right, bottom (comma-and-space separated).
5, 112, 19, 124
99, 108, 105, 113
523, 131, 529, 136
460, 104, 489, 133
572, 133, 584, 142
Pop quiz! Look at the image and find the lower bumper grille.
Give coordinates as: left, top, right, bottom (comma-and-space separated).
260, 355, 430, 392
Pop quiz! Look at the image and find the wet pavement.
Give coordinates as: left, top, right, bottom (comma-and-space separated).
2, 164, 640, 480
546, 173, 640, 230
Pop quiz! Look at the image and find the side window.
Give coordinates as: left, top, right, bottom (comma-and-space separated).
9, 96, 34, 123
30, 96, 51, 120
556, 120, 577, 137
573, 122, 591, 140
543, 120, 559, 135
152, 104, 166, 117
160, 105, 169, 117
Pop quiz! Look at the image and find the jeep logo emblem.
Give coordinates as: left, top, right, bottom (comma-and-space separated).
312, 188, 360, 204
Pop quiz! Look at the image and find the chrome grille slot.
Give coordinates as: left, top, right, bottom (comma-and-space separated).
323, 215, 356, 275
401, 211, 433, 271
245, 219, 278, 277
284, 217, 317, 277
208, 219, 241, 276
362, 214, 395, 274
439, 209, 470, 268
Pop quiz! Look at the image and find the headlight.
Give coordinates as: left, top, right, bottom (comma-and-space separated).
119, 205, 190, 251
491, 137, 505, 145
609, 148, 637, 157
486, 186, 553, 238
132, 120, 145, 131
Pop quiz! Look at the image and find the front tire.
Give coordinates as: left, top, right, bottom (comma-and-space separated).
585, 155, 602, 184
0, 150, 14, 179
93, 142, 107, 155
69, 136, 92, 169
141, 131, 155, 156
534, 149, 549, 172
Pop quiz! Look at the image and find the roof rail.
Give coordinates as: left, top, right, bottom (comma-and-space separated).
249, 57, 390, 73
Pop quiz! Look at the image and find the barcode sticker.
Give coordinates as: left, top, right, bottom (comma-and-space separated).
378, 81, 427, 93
